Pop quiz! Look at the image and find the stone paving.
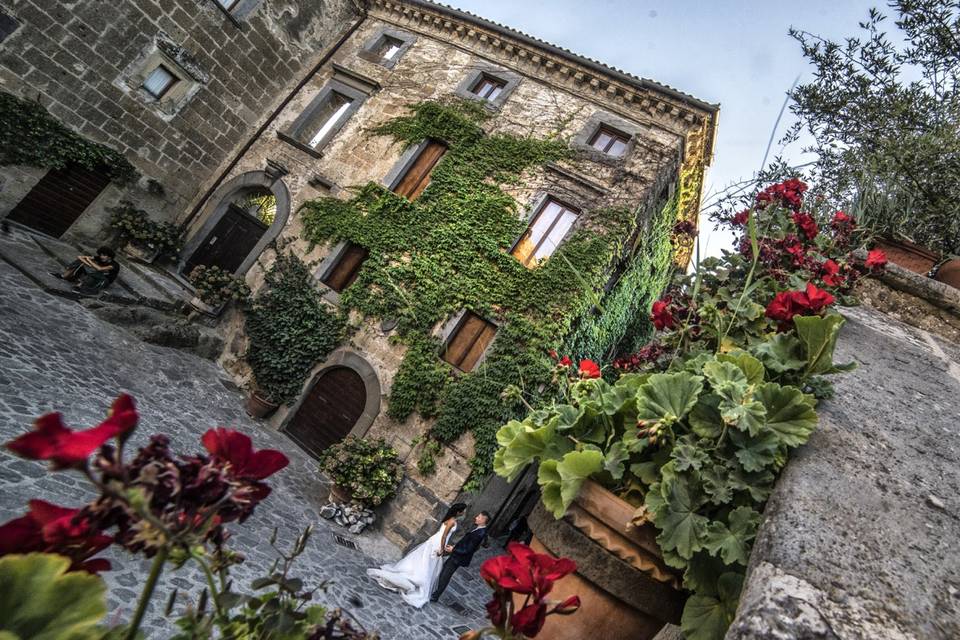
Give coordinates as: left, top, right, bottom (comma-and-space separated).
0, 259, 493, 639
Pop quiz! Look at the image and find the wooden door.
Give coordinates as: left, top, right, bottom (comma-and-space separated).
6, 164, 111, 237
393, 140, 446, 200
284, 367, 366, 459
185, 203, 268, 274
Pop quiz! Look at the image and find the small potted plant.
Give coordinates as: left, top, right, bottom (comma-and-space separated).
187, 264, 250, 316
109, 201, 182, 263
316, 436, 403, 508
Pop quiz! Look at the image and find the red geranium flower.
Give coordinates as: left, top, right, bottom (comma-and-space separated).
547, 349, 558, 361
201, 428, 289, 480
0, 500, 112, 574
578, 359, 601, 379
792, 282, 835, 313
792, 212, 819, 241
731, 209, 750, 226
558, 355, 572, 367
6, 394, 138, 469
832, 210, 853, 226
865, 249, 888, 271
765, 291, 797, 324
486, 597, 506, 626
551, 595, 581, 615
650, 297, 676, 330
510, 603, 547, 637
820, 259, 843, 287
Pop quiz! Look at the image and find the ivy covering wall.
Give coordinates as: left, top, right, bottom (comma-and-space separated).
299, 99, 681, 487
0, 92, 137, 184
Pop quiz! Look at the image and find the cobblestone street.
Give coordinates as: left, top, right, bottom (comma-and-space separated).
0, 259, 492, 639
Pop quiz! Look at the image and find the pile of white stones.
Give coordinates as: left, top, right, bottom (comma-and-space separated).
319, 501, 376, 534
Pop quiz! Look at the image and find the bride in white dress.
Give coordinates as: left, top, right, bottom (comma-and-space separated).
366, 503, 466, 608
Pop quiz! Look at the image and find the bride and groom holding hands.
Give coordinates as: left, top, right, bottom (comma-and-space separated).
367, 503, 490, 608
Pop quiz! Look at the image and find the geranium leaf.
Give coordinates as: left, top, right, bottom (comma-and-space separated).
750, 333, 806, 373
703, 506, 762, 565
537, 450, 604, 517
701, 463, 734, 505
494, 418, 572, 481
603, 441, 629, 480
689, 394, 723, 439
794, 313, 856, 375
0, 553, 107, 640
731, 429, 780, 472
683, 552, 727, 595
635, 372, 705, 423
718, 398, 767, 435
672, 437, 711, 472
717, 352, 765, 385
655, 475, 709, 560
727, 465, 776, 502
755, 383, 818, 447
599, 382, 638, 416
680, 572, 743, 640
702, 361, 749, 403
538, 460, 564, 518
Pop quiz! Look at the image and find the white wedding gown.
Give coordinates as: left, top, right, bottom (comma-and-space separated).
366, 521, 456, 608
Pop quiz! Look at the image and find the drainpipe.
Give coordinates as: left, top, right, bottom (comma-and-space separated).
179, 7, 367, 231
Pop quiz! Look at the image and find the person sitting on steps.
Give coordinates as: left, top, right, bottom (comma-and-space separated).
52, 246, 120, 294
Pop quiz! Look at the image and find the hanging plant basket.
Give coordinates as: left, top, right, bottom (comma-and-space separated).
526, 480, 683, 640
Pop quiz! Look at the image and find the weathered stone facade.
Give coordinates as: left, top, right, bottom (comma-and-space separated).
0, 0, 361, 240
0, 0, 718, 548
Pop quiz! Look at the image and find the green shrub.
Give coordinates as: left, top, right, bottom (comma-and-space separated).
317, 437, 404, 507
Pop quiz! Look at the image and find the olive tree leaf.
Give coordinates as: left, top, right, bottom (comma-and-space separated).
794, 313, 856, 375
680, 572, 744, 640
703, 506, 762, 566
635, 372, 705, 424
655, 475, 709, 560
730, 429, 781, 472
0, 553, 107, 640
755, 383, 819, 447
537, 449, 604, 518
750, 333, 806, 373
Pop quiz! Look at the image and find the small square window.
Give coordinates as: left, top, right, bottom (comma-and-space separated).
377, 35, 404, 61
471, 74, 506, 101
298, 91, 354, 149
322, 243, 369, 292
142, 65, 178, 99
589, 126, 630, 157
511, 198, 579, 268
216, 0, 239, 9
442, 312, 497, 372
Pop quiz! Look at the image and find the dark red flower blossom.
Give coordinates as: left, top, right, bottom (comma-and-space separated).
820, 259, 843, 287
651, 297, 676, 330
792, 212, 819, 241
672, 220, 696, 236
510, 603, 547, 637
6, 394, 138, 469
832, 210, 853, 226
486, 597, 506, 626
547, 349, 558, 361
201, 428, 289, 480
765, 291, 797, 324
732, 209, 750, 226
793, 282, 835, 313
0, 500, 112, 574
865, 249, 888, 271
558, 355, 572, 367
578, 359, 601, 379
551, 595, 581, 615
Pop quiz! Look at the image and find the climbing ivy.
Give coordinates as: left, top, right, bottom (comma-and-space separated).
0, 92, 138, 184
299, 99, 678, 487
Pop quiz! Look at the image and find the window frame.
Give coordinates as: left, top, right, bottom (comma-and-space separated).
572, 111, 643, 164
319, 241, 369, 294
388, 139, 447, 201
439, 310, 498, 373
454, 65, 521, 110
510, 195, 581, 268
279, 79, 369, 158
141, 64, 178, 100
470, 74, 507, 101
359, 26, 417, 69
588, 125, 630, 157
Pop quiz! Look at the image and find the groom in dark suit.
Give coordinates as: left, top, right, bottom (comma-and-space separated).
430, 510, 490, 603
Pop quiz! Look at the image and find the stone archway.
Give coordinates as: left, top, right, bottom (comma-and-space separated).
180, 170, 291, 276
281, 350, 382, 459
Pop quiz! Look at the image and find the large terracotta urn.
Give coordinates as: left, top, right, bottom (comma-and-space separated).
527, 480, 683, 640
873, 238, 940, 275
933, 258, 960, 290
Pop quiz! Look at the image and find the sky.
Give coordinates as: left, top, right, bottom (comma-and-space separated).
445, 0, 880, 257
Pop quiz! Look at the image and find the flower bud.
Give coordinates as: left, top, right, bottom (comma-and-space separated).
459, 631, 482, 640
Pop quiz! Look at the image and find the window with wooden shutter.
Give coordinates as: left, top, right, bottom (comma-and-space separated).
511, 198, 579, 267
322, 243, 369, 292
442, 312, 497, 372
392, 140, 447, 200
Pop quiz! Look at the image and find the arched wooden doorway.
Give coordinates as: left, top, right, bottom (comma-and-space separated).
284, 366, 367, 459
183, 187, 275, 275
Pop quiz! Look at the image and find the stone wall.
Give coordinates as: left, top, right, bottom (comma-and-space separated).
205, 3, 715, 547
0, 0, 360, 240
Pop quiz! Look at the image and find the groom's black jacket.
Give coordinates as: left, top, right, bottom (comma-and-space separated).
449, 526, 487, 567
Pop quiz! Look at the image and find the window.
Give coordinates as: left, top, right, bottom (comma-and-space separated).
589, 126, 630, 157
442, 312, 497, 372
511, 198, 579, 267
142, 65, 177, 99
299, 91, 353, 149
216, 0, 239, 9
392, 140, 447, 200
322, 243, 369, 292
377, 35, 404, 61
471, 74, 506, 101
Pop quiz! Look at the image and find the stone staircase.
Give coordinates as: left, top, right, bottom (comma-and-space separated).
0, 222, 193, 312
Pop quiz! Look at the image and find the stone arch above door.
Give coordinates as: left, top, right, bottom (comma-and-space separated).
180, 170, 291, 276
281, 349, 382, 458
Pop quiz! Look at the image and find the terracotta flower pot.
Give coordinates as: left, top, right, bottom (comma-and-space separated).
527, 480, 683, 640
328, 483, 352, 504
245, 392, 278, 419
873, 238, 940, 275
189, 295, 222, 317
124, 243, 159, 263
933, 258, 960, 291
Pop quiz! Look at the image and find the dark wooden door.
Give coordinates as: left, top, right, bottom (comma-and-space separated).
284, 367, 366, 459
6, 165, 111, 237
393, 140, 446, 200
184, 204, 268, 274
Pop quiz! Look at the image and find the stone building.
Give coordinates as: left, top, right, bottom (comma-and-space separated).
0, 0, 718, 546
